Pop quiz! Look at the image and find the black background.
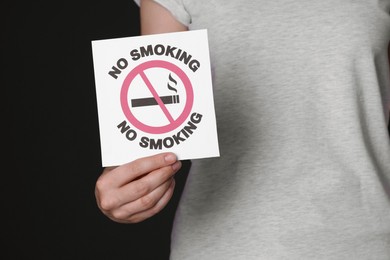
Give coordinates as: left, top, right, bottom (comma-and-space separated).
6, 0, 189, 259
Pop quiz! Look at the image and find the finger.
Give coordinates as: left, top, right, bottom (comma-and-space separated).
110, 178, 175, 221
116, 160, 181, 204
126, 179, 176, 223
101, 152, 178, 188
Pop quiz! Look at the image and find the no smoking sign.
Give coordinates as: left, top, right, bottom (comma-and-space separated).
92, 29, 220, 166
121, 60, 193, 134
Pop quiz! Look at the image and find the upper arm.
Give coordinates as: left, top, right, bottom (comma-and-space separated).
140, 0, 188, 35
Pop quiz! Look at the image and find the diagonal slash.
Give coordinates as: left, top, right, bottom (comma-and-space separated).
139, 71, 175, 123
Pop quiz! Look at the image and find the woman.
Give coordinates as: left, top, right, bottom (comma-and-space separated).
95, 0, 390, 259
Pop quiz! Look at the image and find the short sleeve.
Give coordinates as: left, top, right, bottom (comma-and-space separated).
133, 0, 191, 26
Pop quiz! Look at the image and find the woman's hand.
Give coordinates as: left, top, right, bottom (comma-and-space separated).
95, 152, 182, 223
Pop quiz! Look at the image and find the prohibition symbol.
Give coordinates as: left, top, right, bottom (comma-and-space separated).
120, 60, 194, 134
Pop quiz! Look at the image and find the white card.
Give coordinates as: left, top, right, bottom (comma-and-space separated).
91, 29, 220, 166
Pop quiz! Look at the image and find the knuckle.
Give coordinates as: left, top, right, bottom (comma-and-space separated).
150, 153, 165, 164
134, 180, 150, 196
111, 210, 128, 220
99, 195, 119, 211
131, 154, 159, 172
160, 167, 174, 181
129, 161, 143, 174
148, 205, 161, 216
128, 216, 144, 224
140, 194, 157, 209
95, 177, 109, 192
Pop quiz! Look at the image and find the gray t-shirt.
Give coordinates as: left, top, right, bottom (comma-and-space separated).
134, 1, 390, 259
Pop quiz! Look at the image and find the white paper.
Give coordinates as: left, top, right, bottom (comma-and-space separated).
91, 29, 220, 166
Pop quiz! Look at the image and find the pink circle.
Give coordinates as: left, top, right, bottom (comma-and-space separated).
120, 60, 194, 134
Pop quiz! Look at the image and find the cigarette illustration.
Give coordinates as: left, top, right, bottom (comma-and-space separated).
131, 95, 180, 107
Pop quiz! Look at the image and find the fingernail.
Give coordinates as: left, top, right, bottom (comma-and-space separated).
171, 161, 182, 171
165, 153, 177, 163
